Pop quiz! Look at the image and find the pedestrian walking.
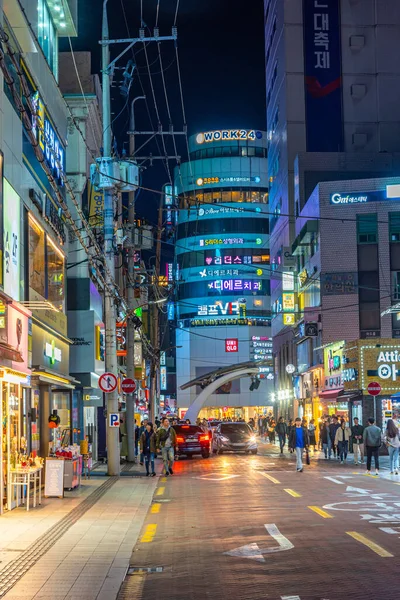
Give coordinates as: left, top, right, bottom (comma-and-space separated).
384, 419, 400, 475
321, 419, 331, 459
275, 417, 288, 453
134, 419, 140, 460
156, 417, 177, 476
308, 419, 317, 451
138, 418, 148, 465
329, 416, 340, 459
335, 419, 351, 463
140, 422, 156, 476
351, 417, 364, 465
288, 417, 310, 472
363, 417, 382, 475
268, 418, 276, 444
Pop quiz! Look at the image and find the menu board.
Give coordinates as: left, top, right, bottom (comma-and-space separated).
44, 458, 64, 498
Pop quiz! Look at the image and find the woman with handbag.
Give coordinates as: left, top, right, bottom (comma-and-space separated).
334, 419, 351, 464
384, 419, 400, 475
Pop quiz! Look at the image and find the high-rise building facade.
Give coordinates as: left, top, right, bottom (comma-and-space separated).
265, 0, 400, 414
174, 129, 274, 420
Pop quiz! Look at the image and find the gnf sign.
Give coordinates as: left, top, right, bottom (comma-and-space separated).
225, 338, 238, 353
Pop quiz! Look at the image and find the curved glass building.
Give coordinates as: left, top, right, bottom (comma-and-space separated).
174, 129, 273, 420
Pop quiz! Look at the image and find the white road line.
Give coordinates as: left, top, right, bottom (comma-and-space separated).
281, 596, 301, 599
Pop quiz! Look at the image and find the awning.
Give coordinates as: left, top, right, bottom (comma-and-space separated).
319, 389, 342, 401
0, 342, 23, 363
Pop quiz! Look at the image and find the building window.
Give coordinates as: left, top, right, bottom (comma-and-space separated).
37, 0, 57, 76
389, 212, 400, 242
357, 214, 377, 244
47, 237, 65, 311
28, 214, 65, 310
392, 271, 400, 301
28, 215, 46, 298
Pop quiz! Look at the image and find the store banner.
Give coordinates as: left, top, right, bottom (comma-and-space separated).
303, 0, 343, 151
3, 180, 21, 300
87, 180, 104, 227
7, 304, 31, 374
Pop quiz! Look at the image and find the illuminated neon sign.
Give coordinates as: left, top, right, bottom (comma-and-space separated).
199, 237, 263, 247
197, 301, 244, 317
204, 254, 269, 266
196, 130, 263, 144
196, 176, 261, 186
208, 280, 262, 291
32, 92, 65, 186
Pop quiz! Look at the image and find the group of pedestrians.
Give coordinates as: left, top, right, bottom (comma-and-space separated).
253, 413, 400, 476
134, 417, 177, 477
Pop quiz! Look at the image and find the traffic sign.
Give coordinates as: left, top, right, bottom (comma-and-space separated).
367, 381, 382, 396
109, 413, 120, 427
121, 378, 136, 394
99, 372, 118, 393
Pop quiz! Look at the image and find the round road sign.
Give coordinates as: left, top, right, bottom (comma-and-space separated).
367, 381, 382, 396
121, 378, 136, 394
99, 372, 118, 393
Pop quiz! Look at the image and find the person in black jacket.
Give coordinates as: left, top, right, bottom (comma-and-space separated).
320, 419, 330, 459
329, 416, 340, 459
351, 417, 364, 465
275, 417, 288, 453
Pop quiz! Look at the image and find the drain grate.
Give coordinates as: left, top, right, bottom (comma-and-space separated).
127, 566, 164, 575
0, 476, 118, 597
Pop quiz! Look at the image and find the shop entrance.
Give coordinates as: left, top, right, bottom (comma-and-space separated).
1, 380, 31, 512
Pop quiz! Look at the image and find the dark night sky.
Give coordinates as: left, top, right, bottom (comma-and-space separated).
62, 0, 266, 224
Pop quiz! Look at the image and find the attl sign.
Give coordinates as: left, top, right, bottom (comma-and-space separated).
367, 382, 382, 396
225, 338, 238, 353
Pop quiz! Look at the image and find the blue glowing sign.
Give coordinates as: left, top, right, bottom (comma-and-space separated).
32, 92, 65, 187
207, 280, 262, 291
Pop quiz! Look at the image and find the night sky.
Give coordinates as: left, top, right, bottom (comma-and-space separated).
62, 0, 266, 224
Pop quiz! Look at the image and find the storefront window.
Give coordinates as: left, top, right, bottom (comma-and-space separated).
52, 391, 71, 431
2, 382, 22, 510
47, 238, 65, 311
29, 216, 46, 297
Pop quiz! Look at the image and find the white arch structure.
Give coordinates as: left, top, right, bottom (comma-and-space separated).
184, 367, 259, 423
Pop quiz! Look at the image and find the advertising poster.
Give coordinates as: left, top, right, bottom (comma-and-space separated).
3, 179, 20, 300
303, 0, 343, 151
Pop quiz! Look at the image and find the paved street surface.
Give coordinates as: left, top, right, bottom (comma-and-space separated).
119, 444, 400, 600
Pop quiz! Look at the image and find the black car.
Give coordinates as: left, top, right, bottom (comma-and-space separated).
212, 422, 258, 455
172, 425, 210, 459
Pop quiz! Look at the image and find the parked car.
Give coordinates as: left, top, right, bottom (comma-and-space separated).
212, 422, 258, 455
172, 424, 210, 459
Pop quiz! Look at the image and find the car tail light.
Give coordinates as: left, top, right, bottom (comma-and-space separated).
176, 436, 185, 443
199, 434, 209, 441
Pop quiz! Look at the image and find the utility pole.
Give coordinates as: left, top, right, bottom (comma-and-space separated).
125, 96, 145, 462
102, 0, 120, 475
150, 205, 163, 420
98, 4, 177, 464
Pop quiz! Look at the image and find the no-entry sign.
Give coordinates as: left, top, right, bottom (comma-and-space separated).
121, 378, 136, 394
367, 381, 382, 396
99, 372, 118, 393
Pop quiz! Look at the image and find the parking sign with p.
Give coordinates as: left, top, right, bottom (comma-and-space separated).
109, 413, 120, 428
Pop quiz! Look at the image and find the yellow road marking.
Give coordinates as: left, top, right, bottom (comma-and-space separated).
346, 532, 393, 557
284, 488, 302, 498
161, 477, 167, 483
155, 486, 165, 496
259, 472, 280, 484
308, 506, 333, 519
151, 503, 161, 514
140, 524, 157, 543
